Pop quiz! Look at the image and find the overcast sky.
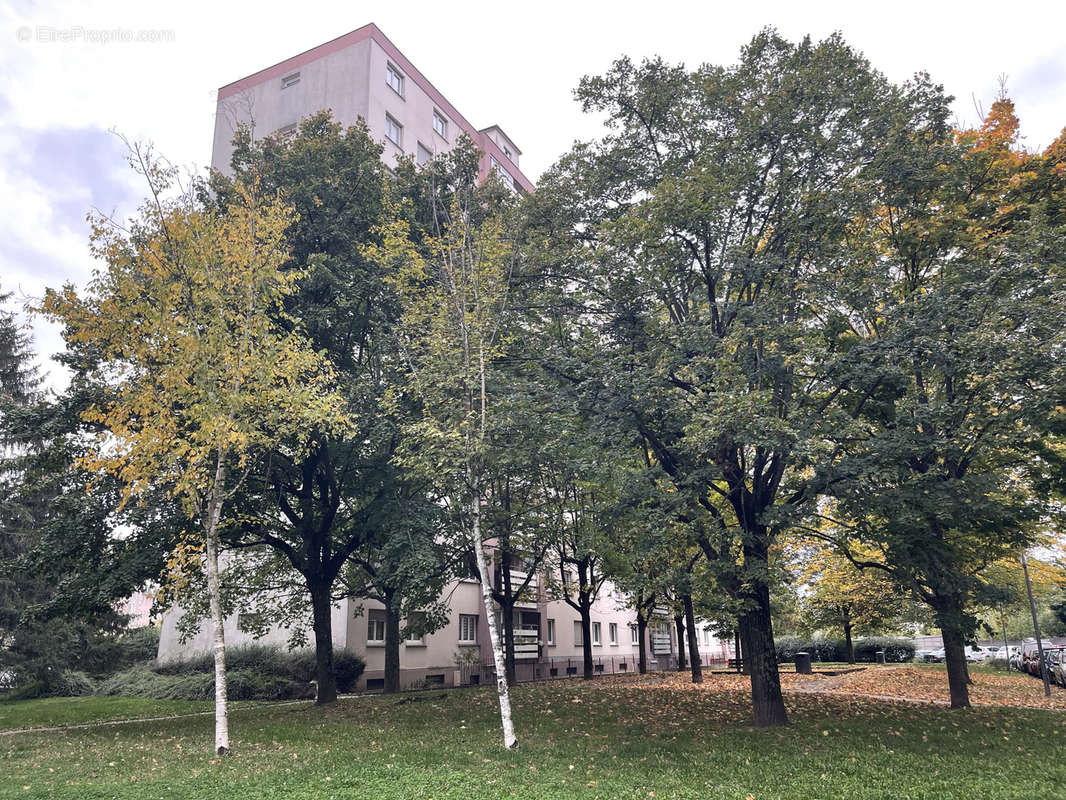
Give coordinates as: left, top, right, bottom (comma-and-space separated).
3, 0, 1065, 389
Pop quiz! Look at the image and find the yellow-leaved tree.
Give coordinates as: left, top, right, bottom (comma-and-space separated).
39, 146, 350, 755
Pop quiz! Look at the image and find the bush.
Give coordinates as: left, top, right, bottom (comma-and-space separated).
775, 637, 845, 663
776, 636, 914, 664
53, 670, 96, 697
853, 637, 914, 663
155, 645, 364, 694
99, 645, 363, 701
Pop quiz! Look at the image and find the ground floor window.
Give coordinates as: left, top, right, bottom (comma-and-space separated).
458, 614, 477, 643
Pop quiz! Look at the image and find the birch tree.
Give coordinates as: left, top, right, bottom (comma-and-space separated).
367, 142, 520, 749
39, 147, 350, 755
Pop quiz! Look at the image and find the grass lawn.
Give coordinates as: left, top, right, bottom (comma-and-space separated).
4, 670, 1066, 799
0, 696, 212, 731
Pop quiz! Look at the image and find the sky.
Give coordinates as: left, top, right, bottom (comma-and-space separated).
3, 0, 1065, 390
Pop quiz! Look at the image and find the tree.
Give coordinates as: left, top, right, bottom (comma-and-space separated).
790, 538, 909, 663
203, 114, 400, 705
528, 31, 928, 726
821, 94, 1066, 707
343, 484, 455, 694
39, 149, 350, 754
369, 141, 520, 748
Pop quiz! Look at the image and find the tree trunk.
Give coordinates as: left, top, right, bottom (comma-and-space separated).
683, 594, 702, 684
843, 617, 855, 665
734, 629, 742, 672
739, 554, 788, 726
202, 479, 230, 755
937, 597, 972, 709
637, 612, 648, 675
309, 580, 337, 703
383, 592, 401, 694
674, 614, 687, 671
502, 600, 517, 686
470, 481, 518, 748
580, 602, 594, 680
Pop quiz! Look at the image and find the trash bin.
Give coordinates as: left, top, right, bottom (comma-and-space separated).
876, 650, 886, 664
795, 651, 813, 674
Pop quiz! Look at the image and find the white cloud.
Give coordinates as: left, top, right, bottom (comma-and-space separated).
3, 0, 1064, 385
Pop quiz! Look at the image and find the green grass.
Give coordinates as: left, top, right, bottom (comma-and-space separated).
0, 696, 213, 731
3, 679, 1065, 799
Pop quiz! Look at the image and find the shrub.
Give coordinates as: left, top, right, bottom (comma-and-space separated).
333, 650, 365, 693
853, 637, 914, 663
154, 645, 364, 694
99, 645, 363, 700
775, 637, 844, 663
52, 670, 96, 697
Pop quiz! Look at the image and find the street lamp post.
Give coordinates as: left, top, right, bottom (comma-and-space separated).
1022, 552, 1052, 697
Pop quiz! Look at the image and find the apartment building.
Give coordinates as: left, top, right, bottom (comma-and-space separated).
157, 24, 731, 688
210, 22, 533, 191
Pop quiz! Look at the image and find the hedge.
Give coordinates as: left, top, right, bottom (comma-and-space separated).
775, 636, 915, 663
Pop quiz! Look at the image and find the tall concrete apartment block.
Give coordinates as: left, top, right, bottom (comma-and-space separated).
210, 22, 534, 192
158, 24, 730, 688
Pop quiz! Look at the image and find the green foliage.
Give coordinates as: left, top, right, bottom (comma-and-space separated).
152, 645, 364, 693
93, 644, 364, 701
774, 636, 914, 663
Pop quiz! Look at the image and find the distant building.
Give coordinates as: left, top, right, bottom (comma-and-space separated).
157, 24, 730, 688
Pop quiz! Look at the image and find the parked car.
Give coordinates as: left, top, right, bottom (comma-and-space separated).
914, 649, 938, 663
1049, 649, 1066, 686
965, 645, 992, 663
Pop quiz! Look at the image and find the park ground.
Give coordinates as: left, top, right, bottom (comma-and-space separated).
3, 666, 1066, 799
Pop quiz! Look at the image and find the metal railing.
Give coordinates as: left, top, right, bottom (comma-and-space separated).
459, 652, 735, 685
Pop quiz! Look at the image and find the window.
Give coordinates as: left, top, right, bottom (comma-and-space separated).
433, 110, 448, 140
281, 71, 300, 89
573, 620, 583, 646
503, 145, 512, 159
367, 610, 386, 644
609, 623, 618, 646
417, 142, 433, 167
592, 622, 602, 646
405, 611, 426, 645
458, 614, 478, 644
630, 624, 639, 645
703, 628, 712, 647
273, 123, 297, 138
386, 63, 404, 96
489, 156, 515, 190
385, 115, 403, 147
546, 618, 555, 646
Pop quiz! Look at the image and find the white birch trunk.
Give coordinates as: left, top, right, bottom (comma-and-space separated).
469, 470, 518, 749
203, 458, 230, 755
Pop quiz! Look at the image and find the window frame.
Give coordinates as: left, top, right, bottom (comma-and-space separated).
630, 623, 639, 645
385, 114, 403, 147
367, 610, 386, 646
458, 613, 478, 644
433, 109, 448, 141
405, 611, 426, 646
546, 618, 556, 646
416, 141, 433, 167
609, 622, 618, 646
573, 620, 583, 647
591, 621, 602, 646
385, 62, 405, 97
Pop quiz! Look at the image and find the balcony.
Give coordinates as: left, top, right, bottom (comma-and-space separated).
506, 569, 539, 609
513, 627, 540, 660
